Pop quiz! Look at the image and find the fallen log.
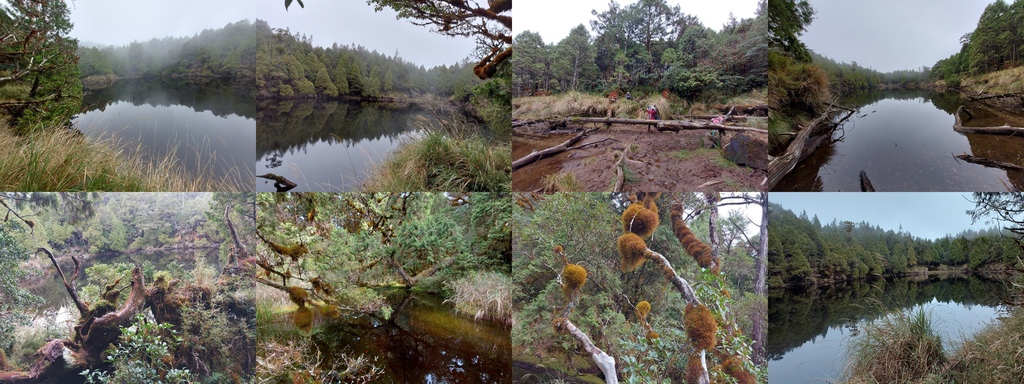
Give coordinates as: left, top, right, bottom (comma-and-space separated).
555, 117, 767, 134
859, 170, 876, 192
767, 106, 850, 189
953, 106, 1024, 136
512, 128, 598, 171
257, 173, 298, 192
955, 153, 1023, 170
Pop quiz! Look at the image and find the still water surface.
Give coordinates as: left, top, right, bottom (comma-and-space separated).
775, 89, 1024, 191
77, 79, 256, 189
256, 100, 433, 191
768, 275, 1009, 383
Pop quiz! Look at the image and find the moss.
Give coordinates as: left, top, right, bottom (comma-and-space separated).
91, 299, 116, 317
684, 304, 718, 350
319, 304, 341, 319
673, 212, 714, 268
646, 330, 659, 340
617, 232, 648, 272
621, 203, 658, 238
685, 353, 704, 384
561, 264, 587, 297
553, 245, 563, 254
636, 300, 651, 319
293, 306, 313, 333
153, 271, 173, 289
720, 289, 731, 299
288, 286, 308, 305
722, 356, 755, 384
639, 192, 661, 210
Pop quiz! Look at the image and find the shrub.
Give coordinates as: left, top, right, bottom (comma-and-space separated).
82, 313, 194, 384
443, 271, 512, 324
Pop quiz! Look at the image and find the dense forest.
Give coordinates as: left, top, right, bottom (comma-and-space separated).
77, 19, 264, 84
254, 192, 511, 382
0, 192, 255, 383
931, 0, 1024, 86
0, 0, 81, 133
512, 192, 767, 383
768, 202, 1024, 288
513, 0, 767, 98
256, 27, 486, 100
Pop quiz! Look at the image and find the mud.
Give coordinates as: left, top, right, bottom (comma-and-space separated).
512, 124, 767, 192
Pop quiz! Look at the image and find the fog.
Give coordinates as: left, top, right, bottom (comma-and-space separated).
70, 0, 478, 68
802, 0, 988, 72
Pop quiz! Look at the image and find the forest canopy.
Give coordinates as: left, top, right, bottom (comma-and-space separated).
512, 0, 767, 98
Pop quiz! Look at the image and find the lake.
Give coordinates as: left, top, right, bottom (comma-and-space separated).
305, 289, 511, 383
77, 79, 256, 190
768, 275, 1010, 383
774, 89, 1024, 191
256, 99, 433, 192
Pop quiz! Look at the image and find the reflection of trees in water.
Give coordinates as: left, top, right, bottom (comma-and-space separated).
767, 276, 1008, 360
81, 78, 256, 119
965, 133, 1024, 191
839, 89, 964, 114
311, 290, 510, 383
256, 100, 429, 159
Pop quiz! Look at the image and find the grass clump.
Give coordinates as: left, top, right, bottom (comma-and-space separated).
963, 66, 1024, 94
363, 131, 510, 192
944, 307, 1024, 383
443, 271, 513, 325
0, 124, 242, 191
843, 307, 946, 383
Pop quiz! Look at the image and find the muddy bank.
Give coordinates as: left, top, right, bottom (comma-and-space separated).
513, 125, 766, 192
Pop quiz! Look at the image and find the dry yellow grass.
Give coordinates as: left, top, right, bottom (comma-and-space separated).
963, 66, 1024, 94
0, 125, 242, 191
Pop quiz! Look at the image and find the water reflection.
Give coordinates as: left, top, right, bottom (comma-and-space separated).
774, 89, 1024, 191
768, 275, 1009, 383
315, 289, 511, 383
256, 100, 434, 191
77, 79, 256, 189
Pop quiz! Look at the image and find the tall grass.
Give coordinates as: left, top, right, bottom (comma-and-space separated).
362, 111, 510, 192
843, 307, 947, 383
443, 271, 513, 325
963, 66, 1024, 94
944, 307, 1024, 382
513, 91, 679, 120
0, 124, 244, 191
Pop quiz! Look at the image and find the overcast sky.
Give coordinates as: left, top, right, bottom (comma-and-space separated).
770, 193, 992, 240
802, 0, 988, 73
69, 0, 479, 68
515, 0, 759, 43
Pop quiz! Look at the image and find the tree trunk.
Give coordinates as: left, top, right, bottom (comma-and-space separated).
705, 193, 720, 267
511, 128, 598, 170
224, 204, 246, 264
555, 318, 618, 384
753, 192, 768, 364
767, 107, 847, 189
953, 105, 1024, 135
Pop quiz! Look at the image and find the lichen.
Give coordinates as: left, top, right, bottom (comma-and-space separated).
684, 303, 718, 350
617, 232, 648, 272
621, 203, 659, 238
561, 264, 587, 297
636, 300, 651, 319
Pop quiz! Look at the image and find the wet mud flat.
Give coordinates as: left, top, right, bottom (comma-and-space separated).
513, 124, 767, 192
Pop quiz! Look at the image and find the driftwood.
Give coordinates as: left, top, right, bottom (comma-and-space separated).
554, 318, 618, 384
859, 170, 876, 192
512, 128, 598, 171
953, 106, 1024, 136
767, 106, 845, 189
610, 141, 636, 192
257, 173, 297, 192
556, 117, 767, 134
955, 153, 1023, 170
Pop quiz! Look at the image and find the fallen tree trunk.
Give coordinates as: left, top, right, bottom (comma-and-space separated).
953, 106, 1024, 135
257, 173, 297, 192
955, 153, 1023, 170
512, 128, 598, 171
554, 117, 767, 134
767, 107, 842, 189
859, 170, 876, 192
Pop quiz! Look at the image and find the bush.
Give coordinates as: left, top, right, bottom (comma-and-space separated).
82, 313, 194, 384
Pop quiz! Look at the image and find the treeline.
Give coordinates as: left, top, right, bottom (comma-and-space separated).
15, 193, 246, 254
256, 27, 484, 100
77, 19, 264, 82
810, 53, 929, 93
932, 0, 1024, 85
513, 0, 767, 98
768, 203, 1024, 288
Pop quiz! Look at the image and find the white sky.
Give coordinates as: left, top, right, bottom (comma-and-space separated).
68, 0, 479, 68
515, 0, 760, 43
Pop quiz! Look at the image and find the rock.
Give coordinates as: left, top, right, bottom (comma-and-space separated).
724, 133, 768, 171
